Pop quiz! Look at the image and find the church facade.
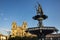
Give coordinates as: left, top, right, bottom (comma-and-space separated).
11, 21, 37, 37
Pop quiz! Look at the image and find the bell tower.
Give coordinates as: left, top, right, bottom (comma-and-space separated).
11, 21, 17, 37
22, 21, 27, 30
12, 21, 17, 30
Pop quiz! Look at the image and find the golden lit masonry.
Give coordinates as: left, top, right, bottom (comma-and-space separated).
11, 21, 37, 37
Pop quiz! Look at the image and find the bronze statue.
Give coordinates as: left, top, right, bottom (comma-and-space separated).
37, 3, 44, 15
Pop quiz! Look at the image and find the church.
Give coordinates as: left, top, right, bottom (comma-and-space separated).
11, 21, 37, 37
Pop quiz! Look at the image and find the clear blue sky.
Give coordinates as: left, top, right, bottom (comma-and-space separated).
0, 0, 60, 35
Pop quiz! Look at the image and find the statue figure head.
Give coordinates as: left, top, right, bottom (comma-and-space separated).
37, 3, 44, 15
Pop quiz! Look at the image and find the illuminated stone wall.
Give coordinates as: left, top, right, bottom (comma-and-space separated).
11, 21, 37, 37
0, 34, 7, 40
